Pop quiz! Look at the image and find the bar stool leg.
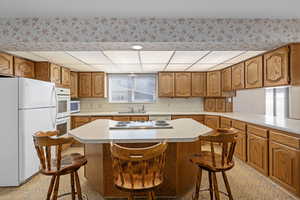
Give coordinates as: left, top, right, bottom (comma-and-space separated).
129, 192, 134, 200
222, 171, 233, 200
148, 190, 155, 200
192, 168, 202, 200
46, 175, 56, 200
212, 172, 220, 200
70, 172, 76, 200
75, 171, 83, 200
52, 175, 60, 200
208, 172, 214, 200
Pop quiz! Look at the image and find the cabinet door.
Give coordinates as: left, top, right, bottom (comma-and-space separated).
204, 98, 216, 112
232, 63, 245, 90
79, 72, 92, 98
220, 117, 231, 128
50, 64, 61, 85
191, 72, 206, 96
204, 115, 220, 129
175, 72, 191, 97
90, 116, 112, 121
158, 72, 174, 97
130, 116, 149, 121
35, 62, 51, 81
207, 71, 221, 97
222, 67, 232, 91
264, 47, 289, 87
14, 57, 35, 78
72, 116, 91, 129
216, 98, 226, 112
92, 72, 105, 97
234, 131, 247, 161
245, 56, 263, 89
247, 134, 268, 175
269, 141, 300, 194
70, 72, 78, 98
0, 53, 13, 75
61, 67, 71, 87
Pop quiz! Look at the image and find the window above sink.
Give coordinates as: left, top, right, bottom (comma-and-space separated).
108, 73, 156, 103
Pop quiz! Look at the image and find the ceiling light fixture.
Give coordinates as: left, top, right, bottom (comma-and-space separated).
131, 45, 143, 50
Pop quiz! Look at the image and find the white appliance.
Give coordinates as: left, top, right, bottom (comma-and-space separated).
70, 100, 80, 113
0, 77, 57, 186
56, 87, 70, 119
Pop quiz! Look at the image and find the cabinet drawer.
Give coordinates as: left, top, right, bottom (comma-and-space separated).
270, 130, 300, 149
90, 116, 112, 121
130, 116, 149, 121
247, 124, 268, 138
232, 120, 246, 131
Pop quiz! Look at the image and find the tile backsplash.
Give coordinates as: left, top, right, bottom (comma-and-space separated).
80, 97, 203, 112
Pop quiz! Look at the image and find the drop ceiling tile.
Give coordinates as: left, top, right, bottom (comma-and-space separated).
6, 51, 47, 62
142, 64, 166, 72
140, 51, 173, 64
116, 64, 142, 73
31, 51, 84, 64
104, 51, 139, 64
187, 63, 217, 71
198, 51, 244, 64
226, 51, 265, 63
170, 51, 209, 64
62, 64, 94, 71
66, 51, 111, 64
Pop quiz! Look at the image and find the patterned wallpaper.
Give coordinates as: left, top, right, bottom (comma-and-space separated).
0, 17, 300, 51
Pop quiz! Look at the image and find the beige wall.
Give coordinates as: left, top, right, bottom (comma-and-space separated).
80, 97, 203, 113
289, 86, 300, 119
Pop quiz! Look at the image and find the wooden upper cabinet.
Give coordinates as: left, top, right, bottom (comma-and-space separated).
92, 72, 105, 98
175, 72, 191, 97
0, 53, 13, 76
204, 98, 216, 112
232, 62, 245, 90
290, 44, 300, 85
61, 67, 71, 87
50, 64, 62, 85
14, 57, 35, 78
216, 98, 226, 112
245, 56, 263, 89
222, 67, 232, 91
79, 72, 92, 98
191, 72, 206, 96
264, 47, 289, 87
35, 62, 51, 81
70, 72, 78, 98
158, 72, 174, 97
207, 71, 221, 97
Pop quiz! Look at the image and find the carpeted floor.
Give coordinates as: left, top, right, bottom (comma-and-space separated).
0, 147, 299, 200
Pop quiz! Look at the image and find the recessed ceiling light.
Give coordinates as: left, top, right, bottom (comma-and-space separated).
131, 45, 143, 50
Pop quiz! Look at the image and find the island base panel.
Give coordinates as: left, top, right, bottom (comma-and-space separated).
84, 141, 200, 198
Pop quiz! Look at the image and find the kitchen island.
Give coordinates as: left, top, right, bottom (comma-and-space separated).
69, 118, 213, 198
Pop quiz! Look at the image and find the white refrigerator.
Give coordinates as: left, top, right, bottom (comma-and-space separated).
0, 77, 57, 186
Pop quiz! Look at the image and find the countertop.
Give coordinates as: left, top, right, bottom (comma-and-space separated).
71, 111, 300, 135
69, 118, 213, 143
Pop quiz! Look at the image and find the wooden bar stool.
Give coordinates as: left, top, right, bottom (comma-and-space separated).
110, 142, 168, 200
33, 131, 88, 200
190, 128, 238, 200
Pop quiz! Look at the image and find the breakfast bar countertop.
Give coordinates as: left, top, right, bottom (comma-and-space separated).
69, 118, 213, 144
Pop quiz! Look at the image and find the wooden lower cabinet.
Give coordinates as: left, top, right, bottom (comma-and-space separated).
269, 141, 300, 195
112, 116, 131, 121
90, 116, 112, 121
204, 115, 219, 129
247, 134, 268, 175
130, 116, 149, 121
72, 116, 91, 129
235, 131, 247, 161
220, 117, 231, 128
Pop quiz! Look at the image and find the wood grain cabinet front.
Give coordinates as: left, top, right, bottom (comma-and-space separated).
50, 64, 62, 85
130, 116, 149, 121
204, 115, 220, 129
72, 116, 91, 129
0, 53, 13, 76
79, 72, 92, 98
247, 130, 269, 175
175, 72, 191, 97
70, 72, 78, 98
245, 56, 263, 89
220, 117, 231, 128
14, 57, 35, 78
232, 120, 247, 161
269, 141, 300, 195
207, 71, 221, 97
191, 72, 206, 96
61, 67, 71, 87
204, 98, 216, 112
222, 67, 232, 91
264, 47, 289, 87
232, 62, 245, 90
92, 72, 105, 98
158, 72, 174, 97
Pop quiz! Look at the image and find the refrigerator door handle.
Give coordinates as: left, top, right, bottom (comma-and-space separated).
50, 86, 58, 128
